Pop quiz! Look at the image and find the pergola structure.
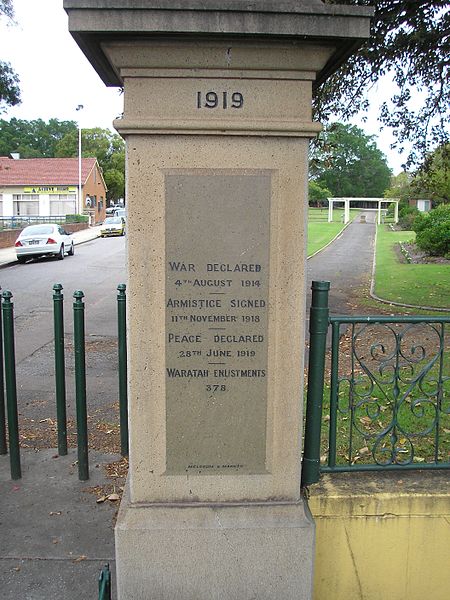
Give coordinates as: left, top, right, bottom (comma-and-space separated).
327, 197, 399, 225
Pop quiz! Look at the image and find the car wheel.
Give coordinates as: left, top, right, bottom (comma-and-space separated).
68, 242, 75, 256
57, 244, 64, 260
121, 229, 125, 236
17, 256, 27, 264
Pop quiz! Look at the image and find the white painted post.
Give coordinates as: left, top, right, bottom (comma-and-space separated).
394, 200, 399, 224
378, 200, 382, 225
328, 199, 333, 222
344, 199, 350, 224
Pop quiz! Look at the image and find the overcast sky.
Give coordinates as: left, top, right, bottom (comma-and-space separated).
1, 0, 408, 173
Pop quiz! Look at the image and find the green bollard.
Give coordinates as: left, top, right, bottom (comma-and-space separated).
0, 285, 7, 455
117, 284, 128, 456
73, 290, 89, 481
2, 290, 21, 479
301, 281, 330, 488
53, 284, 67, 456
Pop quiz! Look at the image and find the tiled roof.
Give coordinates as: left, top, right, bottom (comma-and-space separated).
0, 157, 98, 186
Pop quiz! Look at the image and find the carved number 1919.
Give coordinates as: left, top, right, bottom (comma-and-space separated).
197, 91, 244, 109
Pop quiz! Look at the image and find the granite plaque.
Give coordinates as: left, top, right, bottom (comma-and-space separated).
165, 170, 271, 475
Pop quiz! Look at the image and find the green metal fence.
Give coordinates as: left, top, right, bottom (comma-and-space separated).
302, 281, 450, 486
0, 283, 128, 481
98, 564, 112, 600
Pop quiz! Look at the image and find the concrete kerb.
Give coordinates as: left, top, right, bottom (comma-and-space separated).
0, 225, 101, 269
370, 225, 450, 314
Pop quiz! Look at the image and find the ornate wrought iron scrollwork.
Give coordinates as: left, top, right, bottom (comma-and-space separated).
331, 320, 449, 469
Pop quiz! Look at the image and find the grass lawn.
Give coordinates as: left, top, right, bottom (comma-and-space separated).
374, 225, 450, 309
307, 221, 346, 256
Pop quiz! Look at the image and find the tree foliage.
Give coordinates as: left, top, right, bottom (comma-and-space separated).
0, 0, 20, 111
384, 143, 450, 208
315, 1, 450, 166
411, 144, 450, 205
384, 171, 412, 203
308, 180, 332, 205
55, 127, 125, 201
0, 118, 77, 157
310, 122, 391, 197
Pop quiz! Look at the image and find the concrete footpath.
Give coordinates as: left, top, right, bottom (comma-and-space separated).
0, 449, 118, 600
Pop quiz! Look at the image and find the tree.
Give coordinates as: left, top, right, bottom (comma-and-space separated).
0, 118, 77, 157
384, 171, 412, 204
310, 122, 392, 197
315, 1, 450, 166
308, 180, 331, 206
411, 144, 450, 205
55, 127, 126, 202
0, 0, 20, 111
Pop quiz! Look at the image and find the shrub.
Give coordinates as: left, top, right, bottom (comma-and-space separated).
413, 204, 450, 256
65, 214, 89, 223
398, 204, 419, 230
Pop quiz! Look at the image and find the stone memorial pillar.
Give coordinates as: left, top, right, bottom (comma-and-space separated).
65, 2, 371, 598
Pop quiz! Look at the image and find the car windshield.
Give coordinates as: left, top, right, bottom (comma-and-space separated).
104, 217, 122, 224
21, 225, 55, 236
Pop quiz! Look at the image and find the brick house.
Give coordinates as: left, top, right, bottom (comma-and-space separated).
0, 156, 107, 224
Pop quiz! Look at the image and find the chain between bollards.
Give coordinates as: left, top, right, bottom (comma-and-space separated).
117, 284, 128, 457
73, 290, 89, 481
301, 281, 330, 488
0, 285, 7, 455
2, 290, 21, 479
53, 284, 67, 456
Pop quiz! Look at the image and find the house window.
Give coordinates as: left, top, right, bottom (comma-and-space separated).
50, 194, 77, 216
13, 194, 39, 216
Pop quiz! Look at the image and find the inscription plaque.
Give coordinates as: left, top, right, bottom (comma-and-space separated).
165, 171, 271, 475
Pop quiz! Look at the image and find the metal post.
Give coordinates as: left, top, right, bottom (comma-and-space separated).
301, 281, 330, 487
98, 564, 112, 600
53, 284, 67, 456
73, 290, 89, 481
2, 291, 21, 479
328, 321, 340, 469
117, 284, 128, 456
0, 286, 7, 455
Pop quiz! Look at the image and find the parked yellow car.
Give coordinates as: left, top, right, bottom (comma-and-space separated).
100, 216, 125, 237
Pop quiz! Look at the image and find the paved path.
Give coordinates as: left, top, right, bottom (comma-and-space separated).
307, 211, 377, 314
0, 449, 118, 600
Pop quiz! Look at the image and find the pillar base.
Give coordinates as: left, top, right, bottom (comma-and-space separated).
115, 480, 315, 600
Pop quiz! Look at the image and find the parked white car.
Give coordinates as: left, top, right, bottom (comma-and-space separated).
15, 224, 75, 263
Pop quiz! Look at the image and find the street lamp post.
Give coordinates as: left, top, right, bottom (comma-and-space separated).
76, 105, 84, 215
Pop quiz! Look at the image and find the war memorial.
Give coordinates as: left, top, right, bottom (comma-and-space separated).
64, 2, 372, 598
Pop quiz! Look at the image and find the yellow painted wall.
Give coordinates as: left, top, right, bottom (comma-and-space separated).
308, 473, 450, 600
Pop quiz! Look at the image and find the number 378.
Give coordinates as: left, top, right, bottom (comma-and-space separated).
196, 91, 244, 109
